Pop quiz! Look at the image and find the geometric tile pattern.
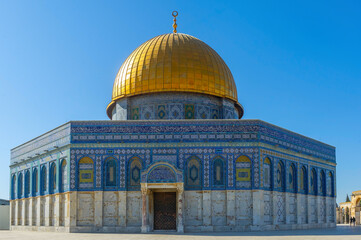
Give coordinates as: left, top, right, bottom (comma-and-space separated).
227, 155, 234, 188
96, 156, 102, 188
276, 193, 285, 223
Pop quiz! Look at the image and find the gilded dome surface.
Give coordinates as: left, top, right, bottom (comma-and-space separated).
107, 33, 241, 118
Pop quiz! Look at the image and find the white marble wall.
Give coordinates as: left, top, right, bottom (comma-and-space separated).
10, 190, 336, 232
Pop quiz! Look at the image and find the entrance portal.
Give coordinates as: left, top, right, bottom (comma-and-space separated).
153, 192, 176, 230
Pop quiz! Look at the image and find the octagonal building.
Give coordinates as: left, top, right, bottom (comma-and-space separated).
9, 24, 336, 233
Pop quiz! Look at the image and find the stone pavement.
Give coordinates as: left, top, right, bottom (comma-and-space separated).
1, 225, 361, 240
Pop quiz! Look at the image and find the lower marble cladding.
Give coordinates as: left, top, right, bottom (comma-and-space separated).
9, 120, 337, 233
9, 191, 336, 232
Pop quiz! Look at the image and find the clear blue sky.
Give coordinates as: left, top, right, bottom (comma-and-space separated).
0, 0, 360, 203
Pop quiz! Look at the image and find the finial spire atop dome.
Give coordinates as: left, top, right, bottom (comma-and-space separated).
172, 11, 178, 33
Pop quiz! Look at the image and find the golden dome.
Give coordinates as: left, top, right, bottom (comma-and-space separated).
107, 33, 242, 118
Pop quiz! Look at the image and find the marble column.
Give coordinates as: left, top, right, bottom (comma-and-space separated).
118, 191, 127, 227
68, 192, 77, 228
202, 190, 211, 226
36, 197, 41, 226
141, 187, 150, 233
9, 201, 14, 227
45, 196, 51, 226
177, 187, 184, 233
14, 200, 19, 226
29, 198, 33, 226
226, 190, 236, 226
316, 196, 322, 224
21, 199, 26, 226
252, 190, 263, 226
94, 191, 103, 227
54, 194, 60, 227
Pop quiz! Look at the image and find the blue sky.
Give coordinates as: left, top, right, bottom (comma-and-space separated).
0, 0, 360, 203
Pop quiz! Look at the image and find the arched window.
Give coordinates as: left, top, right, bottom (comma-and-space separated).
78, 157, 94, 189
60, 160, 67, 192
24, 170, 30, 198
104, 157, 117, 187
11, 175, 16, 199
213, 157, 225, 188
310, 168, 317, 195
32, 168, 38, 196
18, 172, 23, 198
327, 172, 334, 197
50, 162, 56, 194
41, 166, 47, 195
300, 166, 307, 193
288, 163, 296, 192
186, 156, 201, 189
320, 170, 326, 196
236, 155, 252, 188
128, 157, 142, 191
263, 157, 272, 189
276, 161, 285, 191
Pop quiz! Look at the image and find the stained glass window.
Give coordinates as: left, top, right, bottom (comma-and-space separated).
50, 163, 56, 193
186, 157, 201, 189
213, 158, 225, 187
105, 158, 117, 187
263, 158, 271, 188
33, 168, 38, 195
18, 173, 23, 198
128, 157, 142, 190
276, 161, 285, 190
25, 170, 30, 198
60, 160, 67, 192
41, 166, 47, 195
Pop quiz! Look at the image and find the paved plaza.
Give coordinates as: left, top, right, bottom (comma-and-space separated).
1, 225, 361, 240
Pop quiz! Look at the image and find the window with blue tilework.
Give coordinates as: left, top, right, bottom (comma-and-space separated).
211, 109, 219, 119
300, 166, 308, 193
128, 157, 142, 191
310, 168, 317, 195
184, 104, 195, 119
319, 170, 326, 196
11, 174, 16, 199
25, 170, 30, 198
263, 157, 272, 189
41, 166, 47, 195
18, 172, 23, 198
50, 162, 56, 194
157, 105, 167, 119
213, 158, 225, 188
60, 160, 67, 192
186, 157, 201, 189
288, 163, 297, 193
32, 168, 38, 196
276, 161, 285, 191
131, 107, 139, 120
327, 172, 334, 197
104, 157, 117, 187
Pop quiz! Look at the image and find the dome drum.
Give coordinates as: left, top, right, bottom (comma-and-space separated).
110, 92, 241, 120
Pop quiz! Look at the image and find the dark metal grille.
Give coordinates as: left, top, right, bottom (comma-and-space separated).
154, 192, 176, 230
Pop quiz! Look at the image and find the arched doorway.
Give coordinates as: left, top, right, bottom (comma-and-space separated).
140, 162, 185, 233
356, 199, 361, 225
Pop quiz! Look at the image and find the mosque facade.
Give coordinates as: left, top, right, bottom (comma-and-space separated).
9, 16, 336, 233
337, 191, 361, 225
